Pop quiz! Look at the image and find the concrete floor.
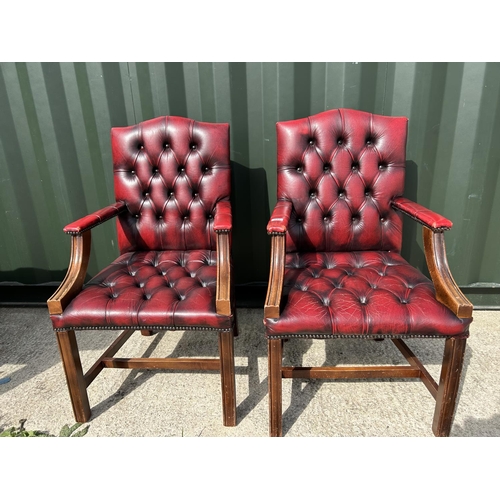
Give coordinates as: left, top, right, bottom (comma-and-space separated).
1, 307, 499, 437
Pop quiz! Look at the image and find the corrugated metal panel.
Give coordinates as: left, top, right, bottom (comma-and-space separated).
1, 62, 499, 303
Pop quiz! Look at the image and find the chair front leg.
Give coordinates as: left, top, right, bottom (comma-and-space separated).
56, 330, 91, 423
433, 337, 467, 437
219, 329, 236, 426
268, 339, 283, 437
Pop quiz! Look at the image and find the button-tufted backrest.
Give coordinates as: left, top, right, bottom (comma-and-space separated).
277, 108, 408, 253
112, 116, 230, 253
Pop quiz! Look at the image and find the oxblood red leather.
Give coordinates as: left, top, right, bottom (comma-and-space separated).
214, 201, 232, 232
51, 116, 233, 332
265, 251, 471, 338
276, 108, 408, 253
64, 201, 127, 234
267, 200, 293, 234
112, 116, 230, 253
51, 250, 232, 331
265, 108, 470, 339
392, 197, 452, 231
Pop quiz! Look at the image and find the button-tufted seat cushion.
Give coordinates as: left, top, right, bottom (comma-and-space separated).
51, 250, 232, 331
265, 251, 471, 338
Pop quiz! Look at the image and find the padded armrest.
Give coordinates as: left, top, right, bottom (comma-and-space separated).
267, 200, 293, 234
214, 201, 232, 232
392, 197, 452, 232
64, 201, 127, 234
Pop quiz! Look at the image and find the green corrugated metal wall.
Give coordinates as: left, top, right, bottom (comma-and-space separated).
1, 62, 499, 305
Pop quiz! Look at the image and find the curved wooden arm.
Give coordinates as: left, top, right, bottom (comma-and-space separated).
216, 232, 232, 316
47, 232, 91, 315
423, 226, 473, 318
264, 234, 285, 319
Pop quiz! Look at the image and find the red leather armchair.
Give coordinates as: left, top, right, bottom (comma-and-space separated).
48, 116, 236, 426
264, 109, 473, 436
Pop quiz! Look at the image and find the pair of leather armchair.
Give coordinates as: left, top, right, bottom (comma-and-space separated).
47, 109, 472, 436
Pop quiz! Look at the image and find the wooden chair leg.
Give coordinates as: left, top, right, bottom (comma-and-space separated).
56, 330, 91, 423
432, 337, 467, 437
268, 338, 283, 437
140, 329, 156, 336
219, 329, 236, 426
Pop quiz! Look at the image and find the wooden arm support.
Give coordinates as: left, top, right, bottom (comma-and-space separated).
264, 234, 286, 319
423, 226, 473, 319
47, 231, 91, 315
216, 231, 232, 316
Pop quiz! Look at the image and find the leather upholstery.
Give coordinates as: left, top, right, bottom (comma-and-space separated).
266, 108, 470, 339
392, 197, 452, 231
277, 108, 407, 253
264, 251, 471, 338
267, 200, 293, 234
64, 201, 126, 234
214, 200, 232, 232
52, 250, 232, 331
50, 115, 233, 332
112, 116, 230, 253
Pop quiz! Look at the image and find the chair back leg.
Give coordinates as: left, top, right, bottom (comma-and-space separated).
268, 339, 283, 437
219, 329, 236, 426
56, 330, 91, 423
433, 337, 467, 437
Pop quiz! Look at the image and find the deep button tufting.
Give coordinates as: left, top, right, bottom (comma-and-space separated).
202, 165, 209, 172
380, 217, 386, 222
130, 170, 135, 175
337, 138, 343, 145
50, 249, 233, 331
297, 217, 302, 223
263, 250, 472, 337
351, 162, 359, 171
323, 163, 330, 172
152, 168, 158, 174
168, 190, 174, 197
135, 214, 140, 218
308, 139, 314, 145
338, 190, 345, 199
365, 189, 371, 197
193, 192, 198, 197
138, 144, 144, 150
157, 215, 163, 219
296, 165, 303, 173
309, 190, 316, 198
366, 137, 373, 145
191, 143, 197, 150
207, 214, 213, 219
178, 166, 185, 173
144, 192, 149, 197
164, 142, 170, 149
